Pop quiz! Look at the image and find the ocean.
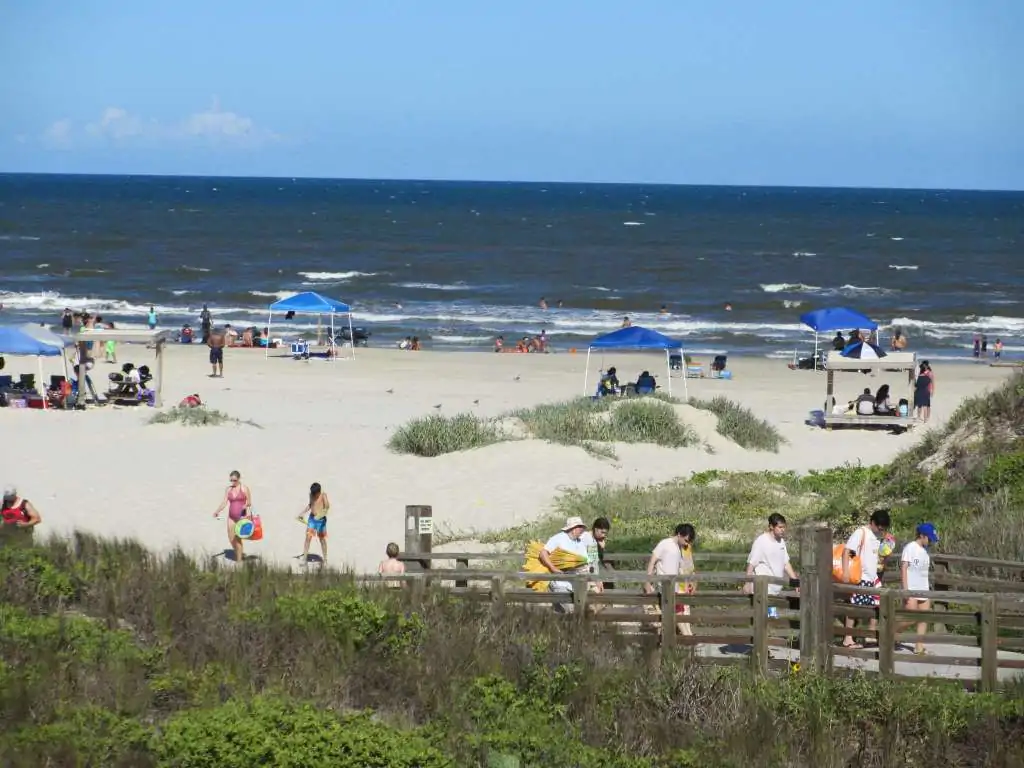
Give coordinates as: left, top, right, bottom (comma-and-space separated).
1, 173, 1022, 359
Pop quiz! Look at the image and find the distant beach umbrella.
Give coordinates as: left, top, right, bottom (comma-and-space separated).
841, 341, 886, 360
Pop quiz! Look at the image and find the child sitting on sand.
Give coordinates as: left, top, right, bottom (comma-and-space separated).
378, 543, 405, 587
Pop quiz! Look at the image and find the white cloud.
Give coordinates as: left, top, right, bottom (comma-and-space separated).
43, 119, 73, 147
43, 100, 279, 148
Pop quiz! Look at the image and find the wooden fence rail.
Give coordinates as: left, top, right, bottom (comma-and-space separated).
386, 512, 1024, 690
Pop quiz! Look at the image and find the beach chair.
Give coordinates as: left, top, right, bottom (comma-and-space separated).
0, 375, 12, 391
291, 340, 310, 360
669, 353, 683, 371
15, 374, 37, 392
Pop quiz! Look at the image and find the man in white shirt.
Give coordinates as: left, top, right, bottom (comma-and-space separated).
539, 516, 591, 600
744, 514, 799, 615
900, 522, 939, 655
841, 508, 891, 649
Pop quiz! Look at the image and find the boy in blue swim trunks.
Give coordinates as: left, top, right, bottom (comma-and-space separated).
297, 482, 330, 566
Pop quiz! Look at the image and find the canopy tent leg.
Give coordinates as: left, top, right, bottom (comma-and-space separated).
265, 311, 272, 359
664, 350, 672, 396
38, 357, 45, 409
824, 369, 834, 414
347, 312, 355, 359
155, 339, 164, 408
330, 311, 335, 362
583, 348, 592, 395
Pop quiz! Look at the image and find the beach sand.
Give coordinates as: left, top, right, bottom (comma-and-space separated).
0, 344, 1013, 572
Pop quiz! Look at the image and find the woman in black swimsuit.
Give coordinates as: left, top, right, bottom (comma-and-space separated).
913, 361, 933, 422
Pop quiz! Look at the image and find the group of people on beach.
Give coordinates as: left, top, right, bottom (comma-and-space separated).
207, 471, 405, 579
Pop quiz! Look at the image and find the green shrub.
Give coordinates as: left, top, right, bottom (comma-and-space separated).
153, 696, 452, 768
387, 413, 501, 456
149, 406, 261, 428
271, 590, 425, 655
0, 546, 77, 610
610, 399, 698, 448
0, 707, 153, 768
689, 396, 785, 452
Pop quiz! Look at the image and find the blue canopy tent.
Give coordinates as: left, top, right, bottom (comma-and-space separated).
0, 325, 74, 405
584, 326, 686, 397
266, 291, 355, 360
798, 307, 878, 369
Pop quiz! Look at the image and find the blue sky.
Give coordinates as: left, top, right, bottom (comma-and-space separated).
1, 1, 1022, 189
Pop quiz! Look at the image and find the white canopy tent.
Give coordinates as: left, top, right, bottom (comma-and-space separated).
266, 291, 355, 361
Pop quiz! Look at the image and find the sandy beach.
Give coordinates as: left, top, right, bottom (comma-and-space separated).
0, 344, 1014, 572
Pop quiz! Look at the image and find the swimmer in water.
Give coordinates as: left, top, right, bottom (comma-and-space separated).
724, 303, 733, 311
539, 297, 548, 310
659, 304, 669, 315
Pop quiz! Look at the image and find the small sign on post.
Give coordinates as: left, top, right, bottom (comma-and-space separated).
405, 505, 433, 571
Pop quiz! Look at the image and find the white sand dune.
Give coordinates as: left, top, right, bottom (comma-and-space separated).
0, 346, 1012, 573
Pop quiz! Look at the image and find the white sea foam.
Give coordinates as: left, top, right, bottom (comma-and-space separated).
170, 290, 195, 296
36, 263, 49, 268
782, 300, 803, 308
760, 283, 821, 293
888, 264, 918, 270
791, 251, 817, 257
890, 315, 1024, 333
431, 334, 492, 344
392, 282, 469, 291
890, 237, 904, 241
180, 265, 211, 273
249, 290, 295, 300
622, 221, 644, 226
298, 271, 375, 281
0, 235, 41, 241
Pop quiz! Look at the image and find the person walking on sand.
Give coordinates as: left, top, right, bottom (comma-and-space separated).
147, 306, 157, 330
378, 542, 405, 587
207, 326, 226, 378
298, 482, 330, 566
1, 486, 43, 546
913, 361, 933, 422
901, 523, 939, 655
212, 470, 252, 562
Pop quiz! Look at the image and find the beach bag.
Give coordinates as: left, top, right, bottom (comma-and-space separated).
249, 514, 264, 541
832, 527, 868, 584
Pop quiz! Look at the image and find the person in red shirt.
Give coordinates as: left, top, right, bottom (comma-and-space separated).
1, 486, 42, 545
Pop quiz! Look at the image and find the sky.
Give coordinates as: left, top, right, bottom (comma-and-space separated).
1, 1, 1022, 189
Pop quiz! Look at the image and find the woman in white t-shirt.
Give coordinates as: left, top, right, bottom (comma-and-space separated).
900, 522, 939, 655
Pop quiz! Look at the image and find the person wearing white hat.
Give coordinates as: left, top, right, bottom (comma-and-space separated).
1, 486, 43, 546
539, 516, 590, 600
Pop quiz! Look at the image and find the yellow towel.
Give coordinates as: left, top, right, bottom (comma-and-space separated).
522, 541, 587, 592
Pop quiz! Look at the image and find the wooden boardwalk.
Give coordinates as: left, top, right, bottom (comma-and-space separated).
380, 519, 1024, 690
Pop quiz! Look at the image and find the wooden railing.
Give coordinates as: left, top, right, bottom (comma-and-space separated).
384, 517, 1024, 690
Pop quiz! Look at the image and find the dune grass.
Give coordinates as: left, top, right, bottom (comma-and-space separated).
481, 470, 823, 554
148, 406, 262, 428
386, 413, 503, 457
689, 396, 785, 452
389, 397, 698, 458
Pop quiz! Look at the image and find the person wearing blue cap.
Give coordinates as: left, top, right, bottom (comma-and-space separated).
900, 523, 939, 655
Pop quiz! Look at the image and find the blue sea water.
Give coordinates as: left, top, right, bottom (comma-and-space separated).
1, 173, 1022, 359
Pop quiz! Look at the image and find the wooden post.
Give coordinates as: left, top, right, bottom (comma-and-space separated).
799, 524, 832, 673
660, 578, 677, 649
154, 338, 164, 408
752, 576, 769, 676
932, 559, 950, 634
410, 575, 425, 606
980, 594, 999, 693
824, 369, 835, 418
572, 575, 588, 615
455, 557, 469, 589
404, 505, 433, 571
878, 591, 897, 677
490, 576, 506, 618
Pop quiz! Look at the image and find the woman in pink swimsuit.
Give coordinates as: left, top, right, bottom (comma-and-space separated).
212, 470, 252, 562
